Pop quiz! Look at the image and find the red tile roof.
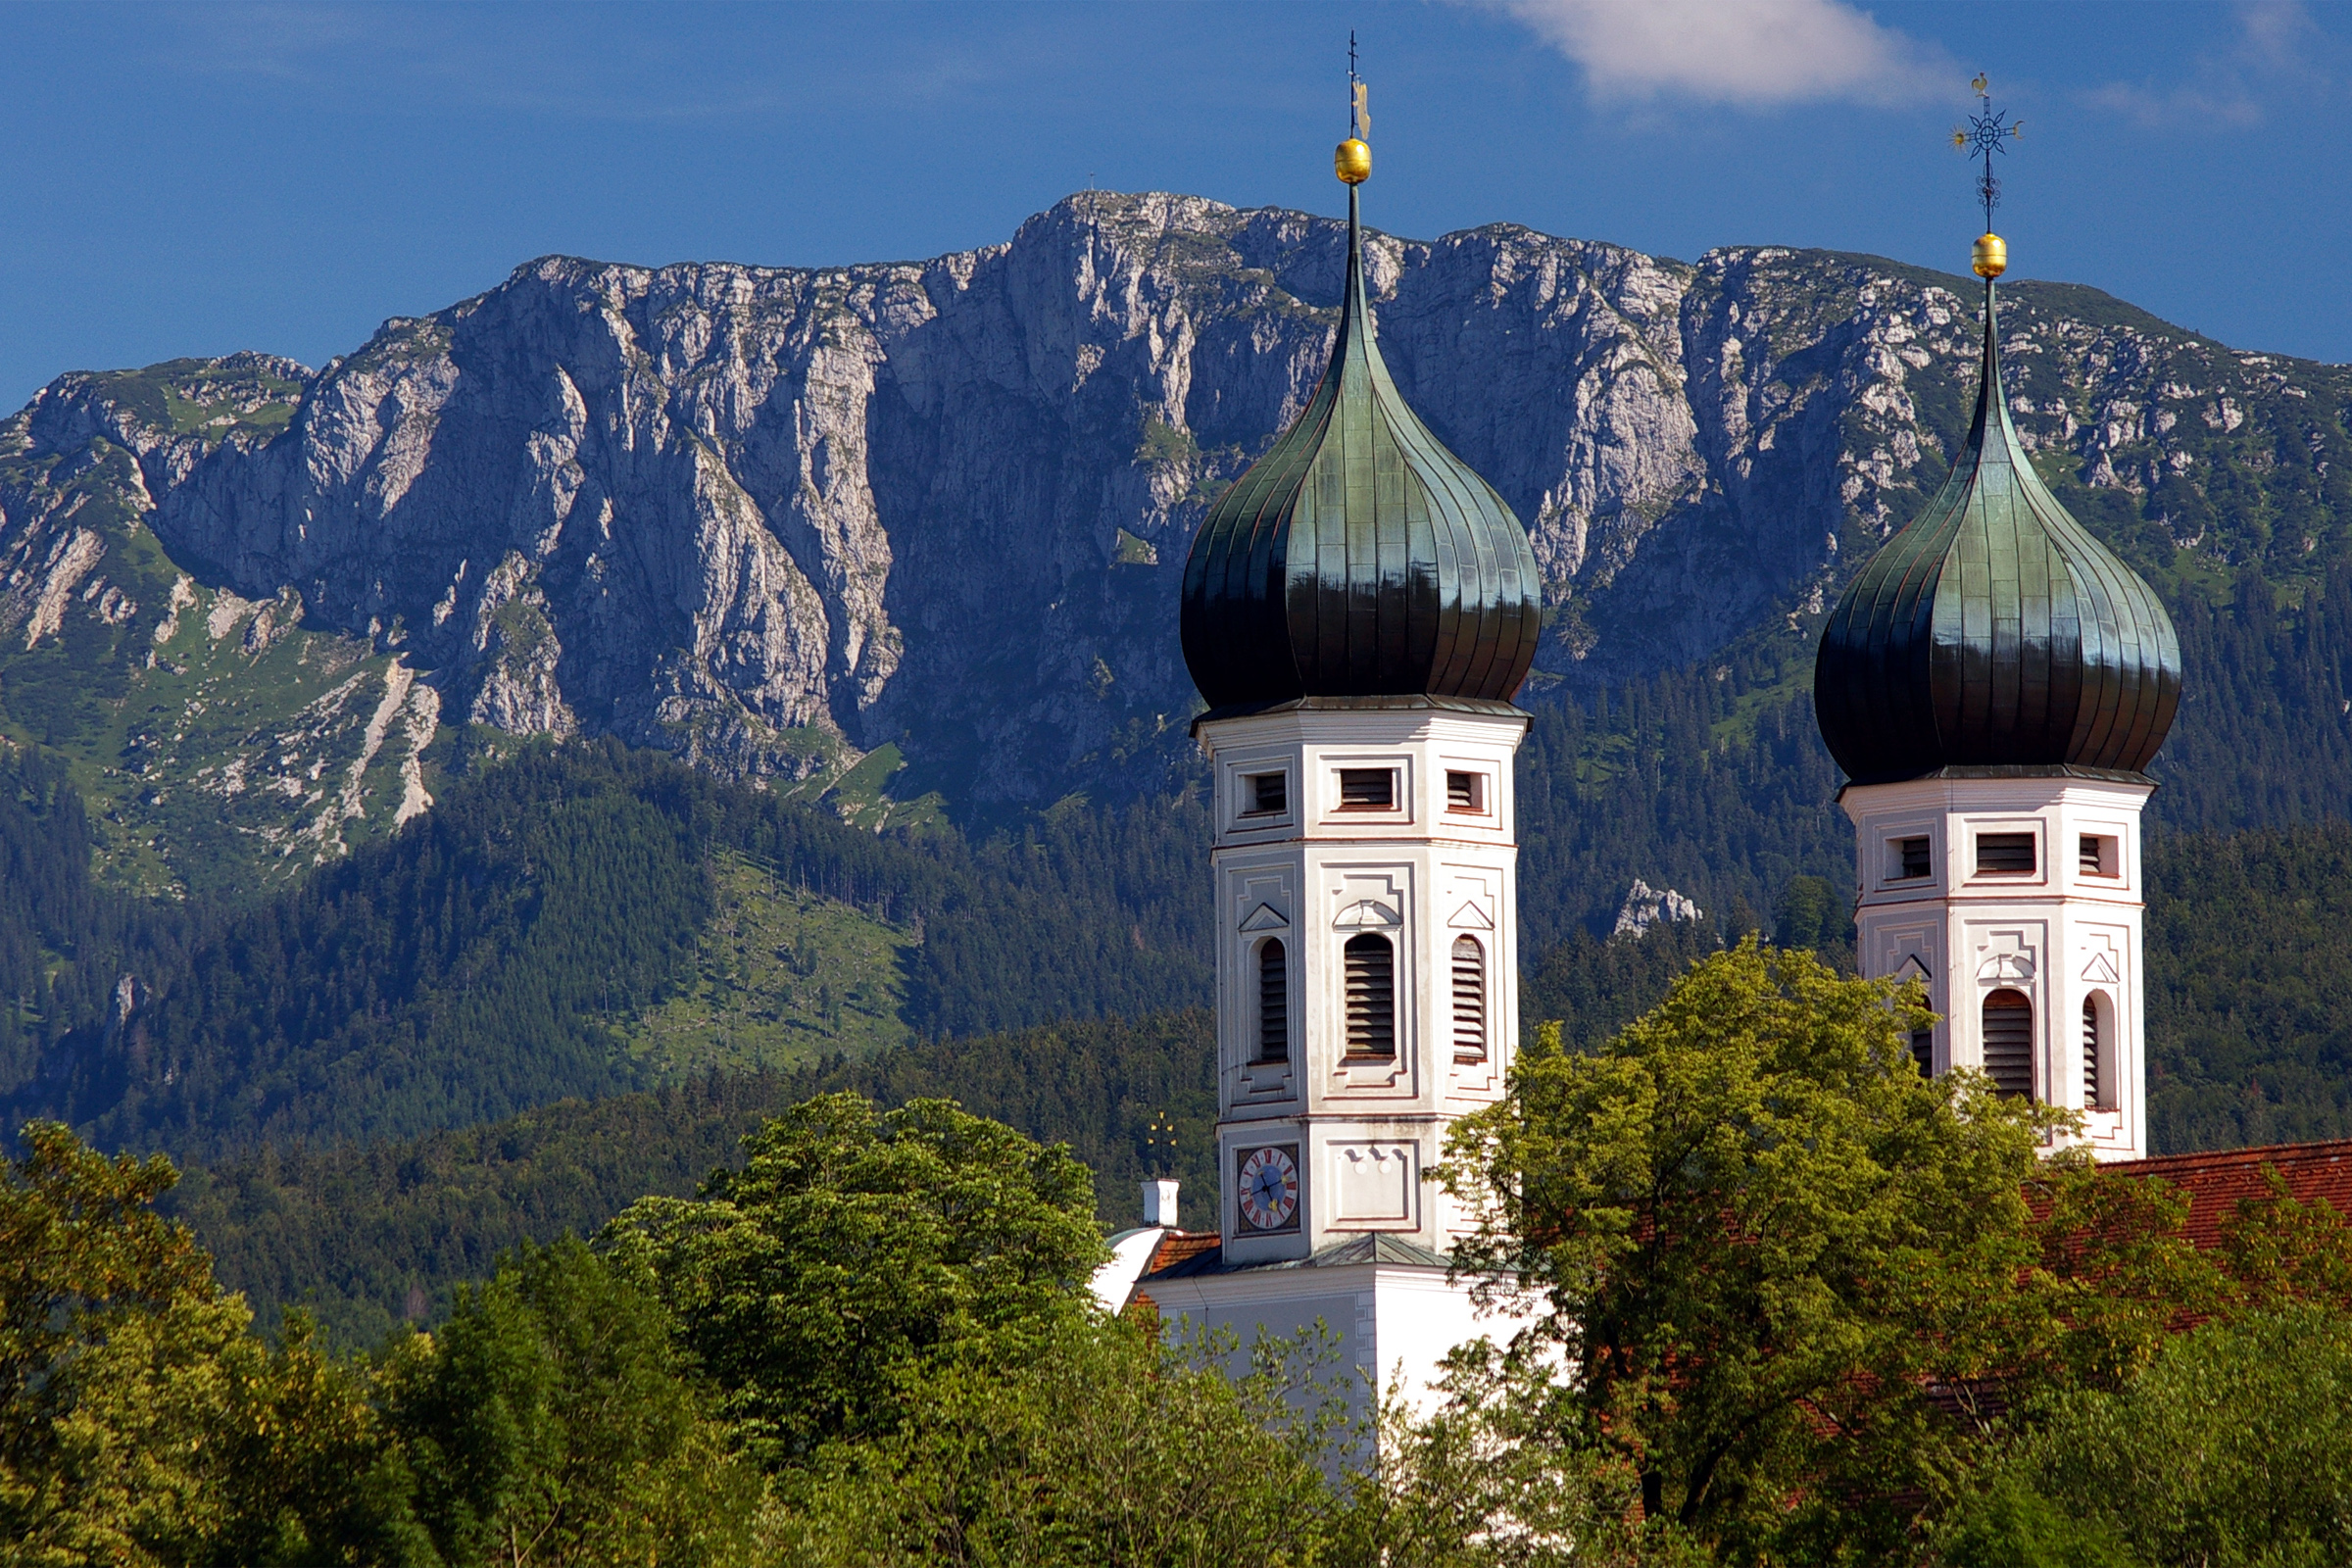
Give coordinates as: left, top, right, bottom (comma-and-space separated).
2105, 1138, 2352, 1248
1142, 1229, 1222, 1276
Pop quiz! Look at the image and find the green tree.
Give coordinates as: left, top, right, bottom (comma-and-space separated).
0, 1121, 409, 1566
382, 1237, 761, 1568
1444, 943, 2067, 1561
1353, 1342, 1708, 1568
779, 1313, 1350, 1567
1940, 1306, 2352, 1568
604, 1094, 1105, 1469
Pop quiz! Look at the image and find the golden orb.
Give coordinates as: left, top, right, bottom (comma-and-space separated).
1335, 137, 1371, 184
1973, 232, 2008, 279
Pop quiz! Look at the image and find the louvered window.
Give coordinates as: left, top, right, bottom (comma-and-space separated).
1982, 989, 2034, 1099
2082, 996, 2104, 1108
1911, 1028, 1935, 1078
1451, 935, 1486, 1062
1446, 771, 1483, 813
1344, 934, 1395, 1057
1896, 837, 1932, 879
1256, 939, 1289, 1063
1247, 772, 1287, 815
1338, 769, 1396, 809
1977, 833, 2036, 874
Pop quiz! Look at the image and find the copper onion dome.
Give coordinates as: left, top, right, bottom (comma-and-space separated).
1813, 273, 2181, 783
1178, 167, 1542, 714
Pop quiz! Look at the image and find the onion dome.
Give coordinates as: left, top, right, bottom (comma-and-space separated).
1178, 167, 1542, 714
1814, 270, 2181, 783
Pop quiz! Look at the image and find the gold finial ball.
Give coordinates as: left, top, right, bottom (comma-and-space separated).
1335, 137, 1371, 184
1973, 232, 2008, 279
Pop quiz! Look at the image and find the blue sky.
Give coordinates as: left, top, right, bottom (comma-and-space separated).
3, 1, 2347, 409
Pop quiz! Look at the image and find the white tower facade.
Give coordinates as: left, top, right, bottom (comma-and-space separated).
1133, 700, 1533, 1415
1844, 773, 2150, 1160
1201, 701, 1525, 1261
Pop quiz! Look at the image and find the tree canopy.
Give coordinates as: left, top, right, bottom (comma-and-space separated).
605, 1094, 1107, 1468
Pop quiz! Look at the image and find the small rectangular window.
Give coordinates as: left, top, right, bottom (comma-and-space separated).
1446, 771, 1484, 813
2080, 835, 2115, 876
1977, 832, 2036, 875
1244, 772, 1287, 815
1893, 837, 1932, 880
1337, 768, 1396, 809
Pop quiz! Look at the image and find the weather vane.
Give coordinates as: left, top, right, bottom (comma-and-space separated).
1348, 31, 1370, 142
1952, 73, 2024, 233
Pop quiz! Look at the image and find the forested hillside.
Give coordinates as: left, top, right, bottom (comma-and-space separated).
0, 740, 1212, 1160
166, 1011, 1219, 1348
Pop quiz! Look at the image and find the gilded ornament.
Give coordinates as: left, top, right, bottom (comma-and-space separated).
1335, 137, 1371, 184
1973, 232, 2007, 278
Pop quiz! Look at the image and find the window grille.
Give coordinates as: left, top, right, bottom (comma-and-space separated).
1344, 933, 1395, 1057
1257, 939, 1288, 1062
1982, 989, 2034, 1099
1977, 833, 2036, 874
1451, 935, 1486, 1061
1446, 771, 1483, 812
1338, 769, 1395, 809
2082, 996, 2103, 1108
1897, 837, 1932, 879
1248, 772, 1287, 815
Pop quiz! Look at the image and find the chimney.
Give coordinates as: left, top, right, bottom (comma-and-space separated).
1141, 1178, 1179, 1229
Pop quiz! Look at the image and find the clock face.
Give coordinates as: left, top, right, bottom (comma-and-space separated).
1236, 1145, 1300, 1233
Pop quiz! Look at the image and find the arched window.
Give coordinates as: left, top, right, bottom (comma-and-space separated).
1982, 989, 2034, 1099
1451, 935, 1486, 1063
1256, 939, 1289, 1063
1343, 933, 1395, 1058
2083, 992, 2112, 1110
1910, 1028, 1935, 1079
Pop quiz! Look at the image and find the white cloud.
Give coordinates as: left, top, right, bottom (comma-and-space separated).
1493, 0, 1950, 108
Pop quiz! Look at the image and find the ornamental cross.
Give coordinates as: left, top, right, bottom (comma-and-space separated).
1953, 74, 2024, 229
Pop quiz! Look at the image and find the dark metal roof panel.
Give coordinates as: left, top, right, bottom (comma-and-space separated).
1179, 185, 1543, 708
1814, 281, 2181, 783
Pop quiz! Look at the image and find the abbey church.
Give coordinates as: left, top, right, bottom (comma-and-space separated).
1096, 79, 2341, 1413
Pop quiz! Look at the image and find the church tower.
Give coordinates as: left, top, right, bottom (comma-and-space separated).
1130, 69, 1542, 1399
1813, 81, 2182, 1161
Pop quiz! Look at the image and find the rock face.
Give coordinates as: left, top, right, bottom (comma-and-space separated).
5, 193, 2349, 820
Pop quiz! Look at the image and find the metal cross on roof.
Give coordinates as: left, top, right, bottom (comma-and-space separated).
1953, 74, 2024, 230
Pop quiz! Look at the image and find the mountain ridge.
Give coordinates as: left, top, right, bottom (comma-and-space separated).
6, 190, 2350, 885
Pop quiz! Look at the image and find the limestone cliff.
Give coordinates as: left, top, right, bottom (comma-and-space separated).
4, 192, 2344, 862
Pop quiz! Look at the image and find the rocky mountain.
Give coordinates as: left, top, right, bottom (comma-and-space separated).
5, 190, 2349, 890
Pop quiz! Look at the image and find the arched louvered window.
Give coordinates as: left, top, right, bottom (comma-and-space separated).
1256, 939, 1289, 1063
1910, 1029, 1935, 1079
1982, 989, 2034, 1100
1344, 933, 1395, 1058
2083, 993, 2110, 1109
1451, 935, 1486, 1062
